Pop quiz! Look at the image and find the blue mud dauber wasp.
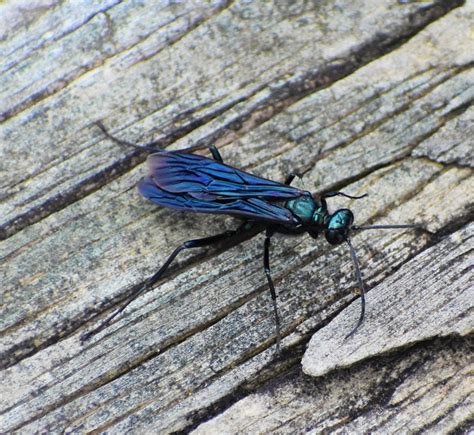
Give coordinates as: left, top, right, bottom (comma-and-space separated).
82, 122, 419, 347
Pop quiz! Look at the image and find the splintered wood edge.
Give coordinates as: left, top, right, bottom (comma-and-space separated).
193, 336, 473, 434
301, 222, 473, 377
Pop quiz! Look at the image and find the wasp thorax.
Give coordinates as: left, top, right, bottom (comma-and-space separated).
325, 209, 354, 245
312, 205, 329, 226
286, 195, 317, 224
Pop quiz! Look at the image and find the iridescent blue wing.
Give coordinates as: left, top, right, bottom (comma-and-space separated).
146, 152, 306, 200
138, 177, 299, 225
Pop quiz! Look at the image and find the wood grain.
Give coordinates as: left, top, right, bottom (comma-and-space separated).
1, 0, 472, 433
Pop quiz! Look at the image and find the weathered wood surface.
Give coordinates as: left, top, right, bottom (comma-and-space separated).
1, 0, 472, 433
303, 222, 473, 377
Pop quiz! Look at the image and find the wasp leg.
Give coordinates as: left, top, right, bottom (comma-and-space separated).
208, 145, 224, 162
81, 227, 248, 342
96, 121, 161, 152
284, 172, 302, 186
263, 228, 282, 351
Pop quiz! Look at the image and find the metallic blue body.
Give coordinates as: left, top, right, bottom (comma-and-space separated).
138, 151, 352, 243
83, 121, 416, 345
147, 152, 304, 199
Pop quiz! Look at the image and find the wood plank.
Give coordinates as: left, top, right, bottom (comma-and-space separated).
1, 0, 472, 433
303, 222, 474, 377
0, 0, 463, 237
195, 335, 473, 434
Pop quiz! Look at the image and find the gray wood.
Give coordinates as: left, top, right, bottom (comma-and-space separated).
1, 0, 472, 433
413, 105, 474, 167
302, 222, 473, 377
195, 336, 473, 434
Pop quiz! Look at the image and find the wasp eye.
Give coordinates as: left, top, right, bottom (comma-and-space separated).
325, 209, 354, 245
325, 229, 344, 245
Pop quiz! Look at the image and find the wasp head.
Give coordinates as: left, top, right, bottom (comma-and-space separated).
325, 209, 354, 245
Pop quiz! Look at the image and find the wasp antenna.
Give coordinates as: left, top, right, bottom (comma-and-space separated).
348, 193, 368, 200
344, 237, 366, 338
352, 223, 422, 231
95, 121, 158, 152
322, 191, 368, 200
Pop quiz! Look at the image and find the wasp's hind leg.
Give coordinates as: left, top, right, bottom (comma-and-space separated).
95, 122, 161, 152
81, 226, 249, 342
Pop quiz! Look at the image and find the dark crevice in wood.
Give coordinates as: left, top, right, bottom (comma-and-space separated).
422, 208, 474, 250
450, 417, 474, 435
411, 153, 473, 171
409, 96, 474, 169
0, 0, 464, 241
180, 332, 474, 434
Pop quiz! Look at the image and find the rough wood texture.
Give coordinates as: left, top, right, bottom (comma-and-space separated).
302, 223, 473, 377
1, 0, 472, 433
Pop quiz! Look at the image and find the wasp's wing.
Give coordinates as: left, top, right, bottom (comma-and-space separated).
138, 177, 299, 224
146, 152, 305, 200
